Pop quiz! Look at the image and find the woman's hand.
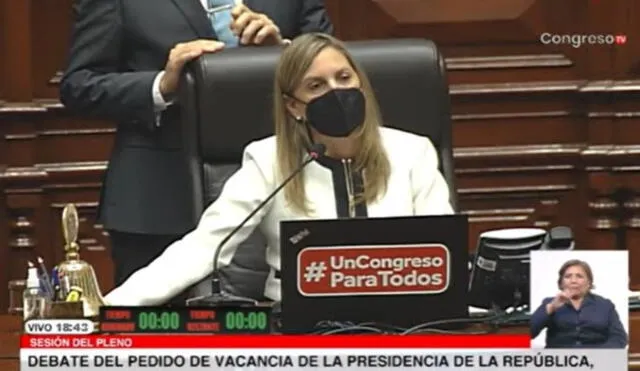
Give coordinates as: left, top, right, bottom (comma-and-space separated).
546, 290, 570, 314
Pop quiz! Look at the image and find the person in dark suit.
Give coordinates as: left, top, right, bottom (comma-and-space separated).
59, 0, 333, 291
530, 259, 628, 348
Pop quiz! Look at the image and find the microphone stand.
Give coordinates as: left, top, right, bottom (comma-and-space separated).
187, 145, 325, 307
186, 274, 258, 307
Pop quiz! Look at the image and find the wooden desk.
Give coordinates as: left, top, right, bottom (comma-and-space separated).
0, 315, 21, 371
629, 310, 640, 369
2, 312, 640, 370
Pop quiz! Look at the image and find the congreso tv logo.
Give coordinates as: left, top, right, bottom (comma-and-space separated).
296, 244, 450, 296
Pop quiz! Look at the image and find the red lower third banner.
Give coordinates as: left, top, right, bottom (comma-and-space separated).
21, 334, 530, 348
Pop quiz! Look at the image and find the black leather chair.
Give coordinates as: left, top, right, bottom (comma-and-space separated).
179, 39, 457, 300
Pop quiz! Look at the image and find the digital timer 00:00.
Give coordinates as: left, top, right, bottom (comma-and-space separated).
136, 311, 269, 332
225, 311, 269, 330
137, 311, 180, 331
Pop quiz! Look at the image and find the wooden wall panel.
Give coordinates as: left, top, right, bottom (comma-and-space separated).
324, 0, 640, 284
31, 0, 73, 99
1, 0, 32, 101
2, 0, 640, 313
0, 0, 5, 100
0, 105, 115, 313
0, 176, 8, 313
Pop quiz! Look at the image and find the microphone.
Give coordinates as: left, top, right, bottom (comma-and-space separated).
187, 143, 326, 307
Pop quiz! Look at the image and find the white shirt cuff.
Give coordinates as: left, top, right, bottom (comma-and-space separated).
152, 71, 175, 127
152, 71, 175, 109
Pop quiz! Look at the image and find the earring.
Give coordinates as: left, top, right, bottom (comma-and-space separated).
295, 116, 303, 123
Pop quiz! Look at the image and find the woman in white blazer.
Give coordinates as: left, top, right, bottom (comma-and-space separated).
105, 33, 454, 305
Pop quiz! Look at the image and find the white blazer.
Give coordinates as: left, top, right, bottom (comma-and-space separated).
105, 127, 454, 305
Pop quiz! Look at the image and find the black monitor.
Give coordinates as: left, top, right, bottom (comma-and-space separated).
468, 228, 546, 311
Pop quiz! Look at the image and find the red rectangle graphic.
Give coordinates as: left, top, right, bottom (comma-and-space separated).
21, 334, 531, 348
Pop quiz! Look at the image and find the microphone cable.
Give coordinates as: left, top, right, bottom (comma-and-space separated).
401, 313, 505, 335
319, 325, 385, 335
309, 308, 529, 335
311, 321, 401, 335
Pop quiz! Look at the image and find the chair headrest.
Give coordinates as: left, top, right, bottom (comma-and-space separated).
186, 38, 450, 163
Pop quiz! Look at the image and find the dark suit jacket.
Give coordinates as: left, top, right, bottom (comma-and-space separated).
60, 0, 333, 235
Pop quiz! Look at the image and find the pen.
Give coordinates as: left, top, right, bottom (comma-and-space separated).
51, 267, 61, 300
37, 257, 54, 299
63, 276, 71, 298
206, 4, 232, 15
27, 261, 44, 295
206, 0, 242, 15
57, 268, 70, 298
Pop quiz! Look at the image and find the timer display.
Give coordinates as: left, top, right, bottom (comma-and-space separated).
224, 311, 268, 331
138, 311, 180, 331
99, 306, 272, 334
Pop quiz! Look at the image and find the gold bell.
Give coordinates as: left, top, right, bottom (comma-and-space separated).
55, 203, 105, 318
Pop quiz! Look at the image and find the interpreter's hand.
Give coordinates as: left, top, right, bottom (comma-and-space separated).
230, 4, 283, 46
546, 290, 571, 314
159, 40, 225, 97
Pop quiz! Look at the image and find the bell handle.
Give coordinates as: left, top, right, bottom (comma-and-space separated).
62, 204, 79, 246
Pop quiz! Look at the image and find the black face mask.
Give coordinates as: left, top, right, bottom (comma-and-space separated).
301, 88, 366, 137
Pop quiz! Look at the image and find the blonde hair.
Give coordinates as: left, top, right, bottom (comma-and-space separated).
273, 33, 391, 214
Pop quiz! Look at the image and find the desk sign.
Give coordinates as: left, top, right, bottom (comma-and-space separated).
19, 334, 625, 370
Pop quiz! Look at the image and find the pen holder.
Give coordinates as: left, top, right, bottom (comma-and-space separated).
43, 301, 84, 319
